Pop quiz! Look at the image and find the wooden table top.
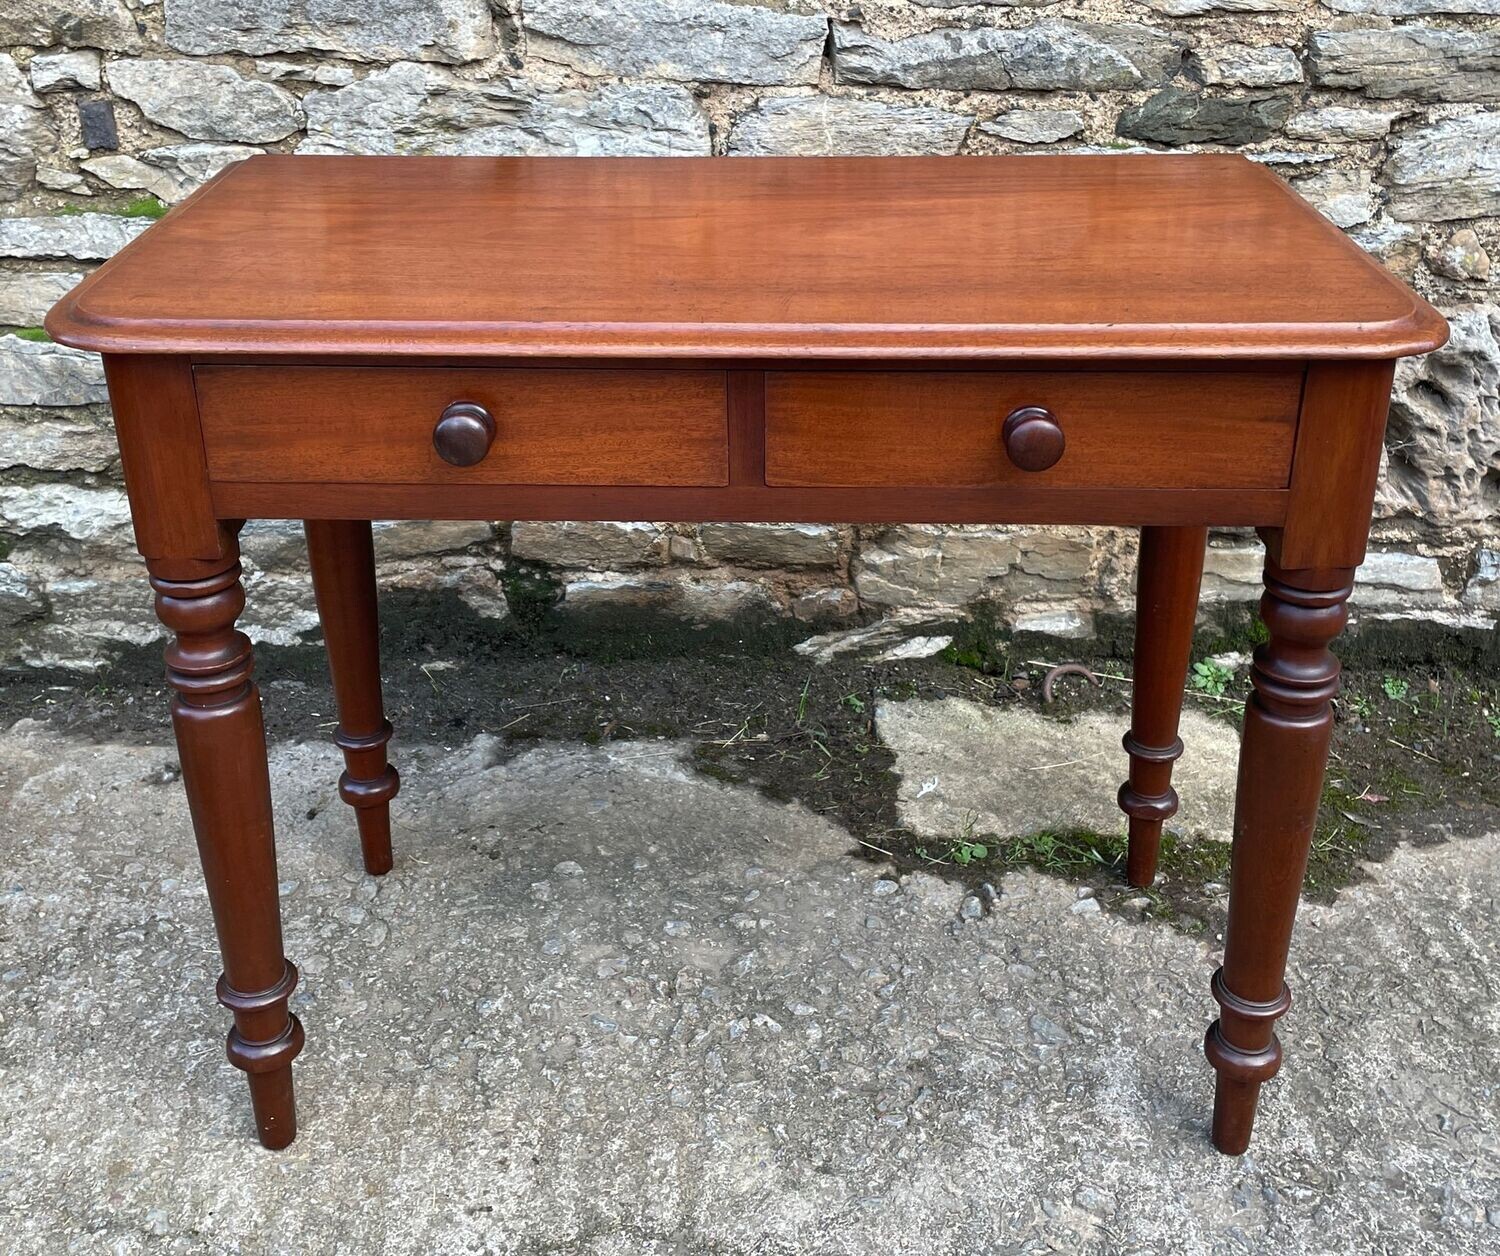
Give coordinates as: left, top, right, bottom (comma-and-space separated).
47, 154, 1445, 361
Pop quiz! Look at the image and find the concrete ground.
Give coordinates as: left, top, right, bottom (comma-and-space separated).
1, 702, 1497, 1254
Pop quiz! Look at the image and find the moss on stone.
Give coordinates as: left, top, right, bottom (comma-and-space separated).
498, 563, 562, 637
938, 601, 1013, 675
56, 195, 168, 220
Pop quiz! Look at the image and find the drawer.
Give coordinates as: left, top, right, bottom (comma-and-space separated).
764, 370, 1302, 490
195, 366, 729, 486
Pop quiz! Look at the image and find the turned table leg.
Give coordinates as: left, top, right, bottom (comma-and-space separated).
305, 520, 399, 876
1204, 558, 1353, 1154
1119, 526, 1207, 887
150, 540, 304, 1149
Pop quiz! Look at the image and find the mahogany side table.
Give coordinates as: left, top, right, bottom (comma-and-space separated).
46, 154, 1448, 1154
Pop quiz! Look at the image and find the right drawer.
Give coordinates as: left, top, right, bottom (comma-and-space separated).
763, 369, 1303, 489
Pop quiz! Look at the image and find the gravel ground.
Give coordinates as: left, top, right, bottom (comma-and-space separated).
2, 709, 1497, 1255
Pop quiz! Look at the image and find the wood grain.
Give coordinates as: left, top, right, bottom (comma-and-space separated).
103, 356, 227, 562
1271, 360, 1397, 572
195, 366, 729, 487
46, 155, 1446, 361
765, 370, 1302, 489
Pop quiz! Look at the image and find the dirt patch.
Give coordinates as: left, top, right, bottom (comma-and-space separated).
2, 590, 1495, 934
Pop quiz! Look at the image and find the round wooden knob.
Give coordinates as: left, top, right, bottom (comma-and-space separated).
432, 401, 494, 467
1002, 406, 1064, 472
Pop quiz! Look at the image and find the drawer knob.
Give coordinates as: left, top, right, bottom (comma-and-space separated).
432, 401, 495, 467
1002, 406, 1064, 472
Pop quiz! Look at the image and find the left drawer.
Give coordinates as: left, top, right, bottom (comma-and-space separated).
195, 366, 730, 486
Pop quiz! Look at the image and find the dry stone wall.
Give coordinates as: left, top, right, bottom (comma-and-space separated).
0, 0, 1496, 665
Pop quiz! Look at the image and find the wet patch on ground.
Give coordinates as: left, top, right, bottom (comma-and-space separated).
2, 590, 1495, 934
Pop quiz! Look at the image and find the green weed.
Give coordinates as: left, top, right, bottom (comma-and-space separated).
1191, 659, 1235, 698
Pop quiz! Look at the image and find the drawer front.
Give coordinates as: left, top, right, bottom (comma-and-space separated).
764, 370, 1301, 489
196, 367, 729, 486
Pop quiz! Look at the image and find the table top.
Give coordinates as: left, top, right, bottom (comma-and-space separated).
46, 154, 1446, 361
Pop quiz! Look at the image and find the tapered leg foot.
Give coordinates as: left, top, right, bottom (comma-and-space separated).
1205, 557, 1353, 1155
151, 533, 304, 1149
221, 963, 306, 1148
1209, 1078, 1260, 1157
305, 520, 399, 876
336, 727, 398, 876
1204, 970, 1291, 1153
1119, 526, 1207, 887
246, 1065, 300, 1150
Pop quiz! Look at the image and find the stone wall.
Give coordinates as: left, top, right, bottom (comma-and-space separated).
0, 0, 1495, 667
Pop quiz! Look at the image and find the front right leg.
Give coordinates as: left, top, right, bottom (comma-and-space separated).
1204, 558, 1353, 1154
150, 532, 303, 1149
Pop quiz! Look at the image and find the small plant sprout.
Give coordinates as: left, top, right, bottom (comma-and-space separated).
950, 840, 989, 866
1191, 659, 1235, 698
942, 814, 989, 865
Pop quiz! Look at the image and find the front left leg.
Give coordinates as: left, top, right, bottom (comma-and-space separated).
151, 537, 304, 1149
1205, 558, 1353, 1154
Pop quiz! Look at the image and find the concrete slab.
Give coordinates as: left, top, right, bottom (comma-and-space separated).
878, 698, 1242, 844
1, 721, 1497, 1253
